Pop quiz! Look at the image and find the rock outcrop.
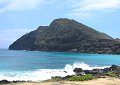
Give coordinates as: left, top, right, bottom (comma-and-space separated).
9, 18, 120, 54
73, 65, 120, 78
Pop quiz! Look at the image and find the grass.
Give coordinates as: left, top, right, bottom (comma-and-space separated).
106, 72, 117, 77
44, 74, 95, 82
68, 74, 95, 81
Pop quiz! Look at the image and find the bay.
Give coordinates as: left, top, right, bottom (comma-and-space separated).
0, 49, 120, 81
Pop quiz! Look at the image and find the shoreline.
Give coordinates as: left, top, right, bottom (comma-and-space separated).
3, 77, 120, 85
1, 64, 120, 85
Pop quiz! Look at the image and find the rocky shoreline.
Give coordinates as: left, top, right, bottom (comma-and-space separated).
1, 65, 120, 84
0, 80, 27, 84
73, 65, 120, 77
58, 65, 120, 81
42, 65, 119, 82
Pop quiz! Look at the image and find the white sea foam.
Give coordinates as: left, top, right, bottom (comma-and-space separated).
0, 69, 73, 81
0, 62, 109, 81
64, 62, 109, 70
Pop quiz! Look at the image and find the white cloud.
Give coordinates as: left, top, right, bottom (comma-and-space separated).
67, 0, 120, 18
0, 0, 44, 12
73, 0, 120, 11
66, 12, 93, 19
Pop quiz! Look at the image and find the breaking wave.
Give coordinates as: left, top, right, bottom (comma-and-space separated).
0, 62, 109, 81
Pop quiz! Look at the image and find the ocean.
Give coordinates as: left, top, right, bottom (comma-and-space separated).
0, 49, 120, 81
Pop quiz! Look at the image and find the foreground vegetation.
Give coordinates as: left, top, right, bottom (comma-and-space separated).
44, 74, 95, 82
0, 65, 120, 84
68, 74, 95, 81
106, 72, 117, 77
44, 65, 120, 82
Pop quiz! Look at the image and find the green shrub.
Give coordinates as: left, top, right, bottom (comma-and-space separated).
106, 72, 117, 77
68, 74, 95, 81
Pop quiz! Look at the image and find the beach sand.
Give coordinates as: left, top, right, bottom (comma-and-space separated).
6, 78, 120, 85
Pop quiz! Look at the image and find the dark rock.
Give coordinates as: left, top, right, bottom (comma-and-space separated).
73, 65, 120, 78
0, 80, 27, 84
9, 18, 120, 54
84, 70, 92, 74
90, 69, 105, 77
84, 69, 103, 74
63, 71, 67, 73
109, 65, 120, 76
103, 65, 120, 73
12, 80, 26, 83
103, 67, 110, 73
110, 65, 120, 71
73, 68, 83, 75
92, 69, 103, 74
0, 80, 10, 84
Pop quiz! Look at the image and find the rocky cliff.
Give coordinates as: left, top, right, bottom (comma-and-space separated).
9, 18, 120, 54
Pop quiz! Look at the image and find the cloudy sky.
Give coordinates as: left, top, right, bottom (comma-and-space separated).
0, 0, 120, 48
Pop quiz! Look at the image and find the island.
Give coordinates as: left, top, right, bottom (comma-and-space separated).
9, 18, 120, 54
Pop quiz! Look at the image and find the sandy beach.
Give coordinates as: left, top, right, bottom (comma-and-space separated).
5, 78, 120, 85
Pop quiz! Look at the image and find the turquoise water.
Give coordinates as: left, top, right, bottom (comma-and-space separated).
0, 49, 120, 81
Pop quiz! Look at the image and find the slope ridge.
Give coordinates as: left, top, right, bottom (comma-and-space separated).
9, 18, 120, 54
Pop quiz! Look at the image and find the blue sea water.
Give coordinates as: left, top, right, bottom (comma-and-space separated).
0, 49, 120, 81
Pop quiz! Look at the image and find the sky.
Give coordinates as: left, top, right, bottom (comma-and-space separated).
0, 0, 120, 49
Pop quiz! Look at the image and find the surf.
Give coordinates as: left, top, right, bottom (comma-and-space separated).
0, 62, 109, 81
